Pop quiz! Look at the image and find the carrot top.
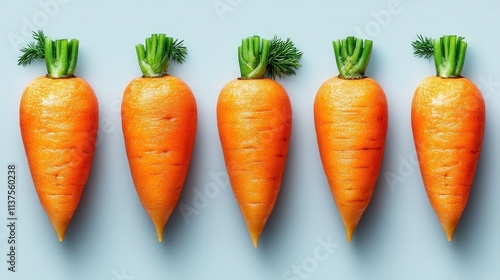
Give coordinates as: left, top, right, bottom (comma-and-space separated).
332, 36, 373, 79
238, 35, 302, 79
135, 34, 187, 77
18, 30, 79, 78
412, 34, 467, 78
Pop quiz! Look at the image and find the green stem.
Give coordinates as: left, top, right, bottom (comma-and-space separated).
238, 35, 269, 79
17, 31, 80, 78
433, 35, 467, 78
332, 36, 373, 79
44, 37, 79, 78
67, 39, 78, 75
136, 34, 173, 77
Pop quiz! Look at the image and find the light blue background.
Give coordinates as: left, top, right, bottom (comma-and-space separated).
1, 0, 499, 279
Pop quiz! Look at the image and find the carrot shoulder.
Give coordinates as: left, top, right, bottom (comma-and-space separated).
19, 31, 98, 241
217, 36, 301, 247
314, 37, 388, 242
122, 34, 196, 242
412, 35, 485, 241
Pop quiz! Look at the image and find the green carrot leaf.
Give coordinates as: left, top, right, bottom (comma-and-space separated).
136, 34, 187, 77
265, 36, 303, 79
412, 34, 434, 59
171, 39, 187, 64
237, 35, 302, 80
413, 34, 467, 78
18, 30, 80, 78
18, 30, 46, 66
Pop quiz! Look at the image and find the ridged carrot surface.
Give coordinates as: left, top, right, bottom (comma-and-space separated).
315, 76, 387, 241
218, 78, 291, 247
121, 34, 196, 242
412, 35, 485, 241
314, 37, 387, 242
217, 35, 301, 247
122, 76, 197, 242
18, 32, 98, 241
412, 76, 484, 240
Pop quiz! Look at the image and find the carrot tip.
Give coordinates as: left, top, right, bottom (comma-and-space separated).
346, 229, 353, 243
155, 227, 164, 243
251, 238, 259, 248
444, 228, 455, 242
441, 222, 457, 242
53, 225, 67, 242
249, 232, 260, 248
344, 224, 357, 243
151, 219, 166, 243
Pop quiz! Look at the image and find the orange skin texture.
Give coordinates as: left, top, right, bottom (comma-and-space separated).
217, 78, 291, 248
412, 76, 485, 241
122, 75, 197, 242
314, 77, 388, 242
20, 76, 98, 241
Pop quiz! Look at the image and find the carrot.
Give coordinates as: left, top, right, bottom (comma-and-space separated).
18, 31, 98, 241
121, 34, 196, 242
411, 35, 485, 241
217, 36, 302, 247
314, 36, 388, 242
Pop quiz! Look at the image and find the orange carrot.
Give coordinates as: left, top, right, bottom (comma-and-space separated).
314, 36, 388, 242
122, 34, 196, 242
18, 31, 98, 241
411, 35, 485, 241
217, 36, 302, 247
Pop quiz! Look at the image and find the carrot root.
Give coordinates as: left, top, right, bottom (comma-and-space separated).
217, 78, 292, 247
20, 76, 98, 241
315, 76, 388, 242
412, 76, 485, 241
122, 75, 197, 242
